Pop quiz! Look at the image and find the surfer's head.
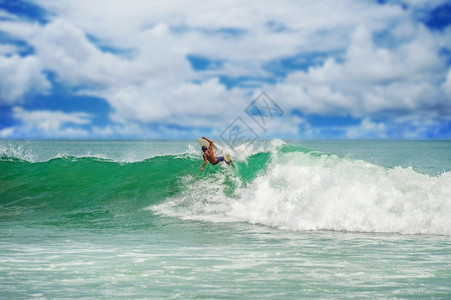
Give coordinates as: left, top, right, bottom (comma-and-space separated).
202, 146, 207, 152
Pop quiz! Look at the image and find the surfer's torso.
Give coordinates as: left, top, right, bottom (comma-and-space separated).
203, 148, 218, 165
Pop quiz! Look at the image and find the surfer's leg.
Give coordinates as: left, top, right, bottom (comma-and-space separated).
216, 156, 225, 163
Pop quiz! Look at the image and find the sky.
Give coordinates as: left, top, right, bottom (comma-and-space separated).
0, 0, 450, 139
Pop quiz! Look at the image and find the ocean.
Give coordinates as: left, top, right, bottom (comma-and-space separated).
1, 139, 450, 298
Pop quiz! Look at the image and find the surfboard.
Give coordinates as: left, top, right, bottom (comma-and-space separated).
224, 154, 233, 166
197, 138, 233, 165
197, 138, 210, 149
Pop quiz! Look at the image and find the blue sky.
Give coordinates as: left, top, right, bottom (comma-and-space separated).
0, 0, 450, 139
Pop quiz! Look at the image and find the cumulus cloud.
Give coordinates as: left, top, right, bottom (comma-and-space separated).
0, 44, 20, 55
0, 54, 51, 105
0, 0, 450, 138
346, 118, 388, 139
0, 127, 16, 138
11, 107, 92, 137
89, 77, 254, 132
270, 24, 450, 119
26, 0, 408, 75
28, 19, 130, 87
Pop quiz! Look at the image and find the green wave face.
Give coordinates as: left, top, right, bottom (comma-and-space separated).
0, 155, 194, 227
0, 145, 275, 224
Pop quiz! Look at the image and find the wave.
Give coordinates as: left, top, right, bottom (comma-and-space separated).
1, 141, 450, 235
0, 154, 202, 228
0, 141, 200, 164
152, 144, 451, 236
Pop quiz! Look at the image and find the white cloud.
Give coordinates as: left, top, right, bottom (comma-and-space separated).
0, 44, 20, 55
89, 77, 249, 129
1, 0, 450, 138
0, 54, 51, 105
343, 114, 451, 139
13, 107, 91, 129
0, 127, 16, 138
11, 107, 92, 137
346, 118, 388, 139
0, 10, 18, 21
255, 114, 306, 137
0, 20, 40, 40
270, 23, 450, 120
27, 0, 408, 66
28, 19, 131, 87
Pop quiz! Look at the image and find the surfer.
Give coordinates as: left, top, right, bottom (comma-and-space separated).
200, 136, 230, 171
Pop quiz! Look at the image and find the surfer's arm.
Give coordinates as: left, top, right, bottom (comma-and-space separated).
201, 155, 207, 171
202, 136, 214, 147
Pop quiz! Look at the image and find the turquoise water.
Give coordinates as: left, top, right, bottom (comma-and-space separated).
1, 139, 450, 298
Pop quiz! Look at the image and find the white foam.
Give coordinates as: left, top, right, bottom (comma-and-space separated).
231, 152, 451, 235
150, 170, 239, 222
0, 140, 35, 161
